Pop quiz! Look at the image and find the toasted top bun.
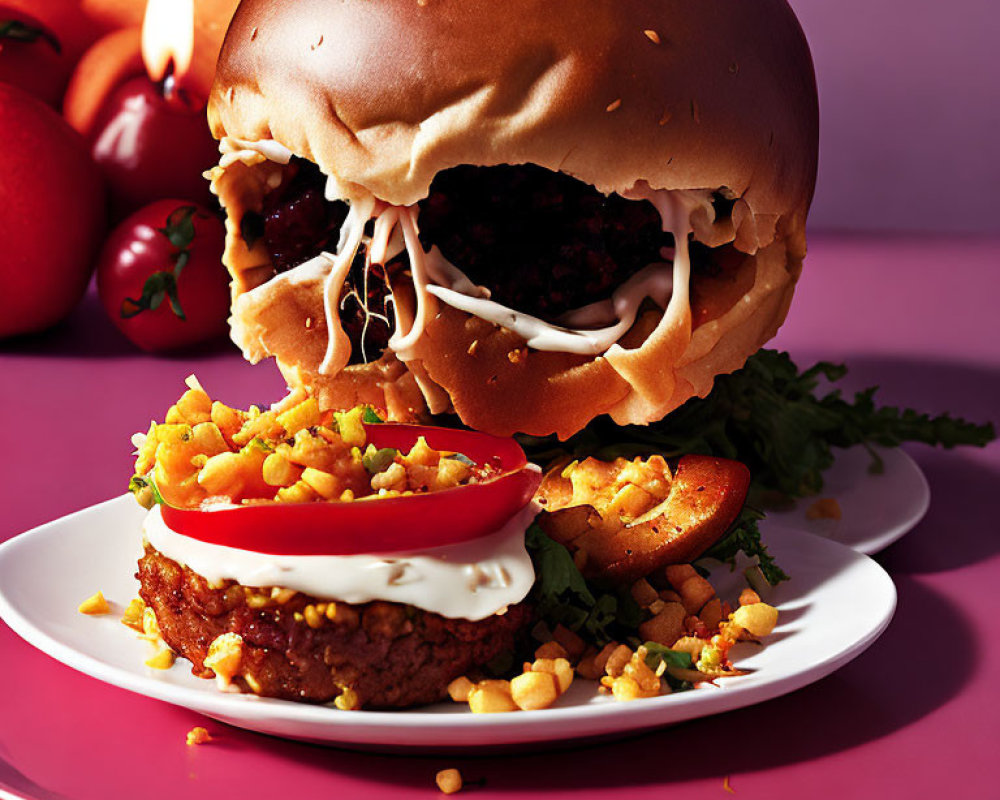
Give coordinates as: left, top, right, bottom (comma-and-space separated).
207, 0, 818, 438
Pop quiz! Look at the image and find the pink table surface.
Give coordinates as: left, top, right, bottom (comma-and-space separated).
1, 234, 997, 799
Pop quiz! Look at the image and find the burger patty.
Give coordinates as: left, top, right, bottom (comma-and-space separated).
418, 163, 671, 319
137, 545, 533, 708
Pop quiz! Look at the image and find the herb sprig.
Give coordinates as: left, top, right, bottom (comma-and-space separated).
519, 349, 994, 500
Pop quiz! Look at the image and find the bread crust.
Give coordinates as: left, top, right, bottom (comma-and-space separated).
208, 0, 818, 437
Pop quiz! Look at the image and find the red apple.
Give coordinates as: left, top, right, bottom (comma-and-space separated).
0, 83, 106, 338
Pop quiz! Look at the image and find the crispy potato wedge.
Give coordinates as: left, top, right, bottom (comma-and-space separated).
537, 455, 750, 583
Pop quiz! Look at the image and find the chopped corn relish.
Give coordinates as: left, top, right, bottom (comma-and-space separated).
129, 378, 491, 510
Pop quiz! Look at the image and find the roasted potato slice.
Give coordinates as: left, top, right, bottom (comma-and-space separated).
537, 455, 750, 583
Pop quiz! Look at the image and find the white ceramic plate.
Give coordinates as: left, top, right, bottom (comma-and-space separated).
0, 495, 895, 750
761, 445, 929, 555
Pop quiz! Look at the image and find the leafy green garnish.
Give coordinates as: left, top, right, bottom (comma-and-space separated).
129, 473, 165, 508
525, 524, 641, 646
363, 447, 398, 474
519, 349, 994, 500
362, 407, 384, 424
702, 507, 788, 586
642, 642, 693, 670
641, 643, 696, 691
240, 437, 274, 455
121, 205, 202, 321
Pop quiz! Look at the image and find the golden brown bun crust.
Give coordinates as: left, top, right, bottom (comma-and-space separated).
210, 0, 816, 223
209, 0, 818, 437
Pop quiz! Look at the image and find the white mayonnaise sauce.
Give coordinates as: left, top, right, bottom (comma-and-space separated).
217, 137, 718, 364
426, 262, 673, 356
143, 502, 538, 621
318, 196, 376, 374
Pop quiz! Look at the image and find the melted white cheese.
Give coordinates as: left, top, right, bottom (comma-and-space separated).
142, 503, 537, 621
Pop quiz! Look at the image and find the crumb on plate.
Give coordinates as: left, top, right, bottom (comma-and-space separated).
186, 726, 212, 746
805, 497, 842, 520
436, 768, 463, 794
78, 592, 110, 615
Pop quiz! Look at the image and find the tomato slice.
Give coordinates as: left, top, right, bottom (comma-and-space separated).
159, 424, 541, 555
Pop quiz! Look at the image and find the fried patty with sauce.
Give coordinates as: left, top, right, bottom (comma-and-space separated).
137, 545, 533, 708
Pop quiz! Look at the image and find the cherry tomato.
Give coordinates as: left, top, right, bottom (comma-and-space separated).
96, 199, 230, 352
0, 8, 72, 107
0, 83, 105, 339
161, 424, 542, 555
87, 75, 219, 217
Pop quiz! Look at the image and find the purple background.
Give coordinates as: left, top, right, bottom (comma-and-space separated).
788, 0, 999, 234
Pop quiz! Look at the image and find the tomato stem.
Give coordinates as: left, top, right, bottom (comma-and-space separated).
0, 20, 60, 52
121, 205, 202, 320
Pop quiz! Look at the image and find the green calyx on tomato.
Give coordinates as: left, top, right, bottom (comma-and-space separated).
120, 205, 201, 321
160, 424, 542, 556
0, 19, 60, 52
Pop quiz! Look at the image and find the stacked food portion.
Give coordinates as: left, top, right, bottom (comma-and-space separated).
127, 0, 819, 710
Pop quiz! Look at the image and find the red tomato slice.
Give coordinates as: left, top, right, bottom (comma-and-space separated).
160, 424, 541, 555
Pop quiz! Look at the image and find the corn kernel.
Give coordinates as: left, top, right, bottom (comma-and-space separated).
436, 768, 463, 795
732, 602, 779, 637
276, 480, 318, 503
604, 644, 634, 677
186, 726, 212, 746
204, 633, 243, 688
78, 591, 110, 615
301, 467, 342, 500
271, 587, 297, 604
436, 457, 471, 488
154, 424, 193, 444
611, 675, 643, 702
120, 598, 145, 631
277, 397, 321, 436
531, 658, 574, 694
145, 649, 175, 670
303, 604, 324, 629
468, 682, 518, 713
334, 407, 367, 447
447, 676, 474, 702
510, 671, 559, 710
334, 687, 360, 710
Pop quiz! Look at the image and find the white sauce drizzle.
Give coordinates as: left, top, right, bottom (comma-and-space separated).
386, 209, 439, 360
217, 137, 719, 366
426, 262, 673, 356
143, 503, 538, 621
318, 197, 376, 374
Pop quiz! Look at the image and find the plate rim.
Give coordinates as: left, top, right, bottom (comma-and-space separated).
762, 444, 930, 555
0, 494, 897, 747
